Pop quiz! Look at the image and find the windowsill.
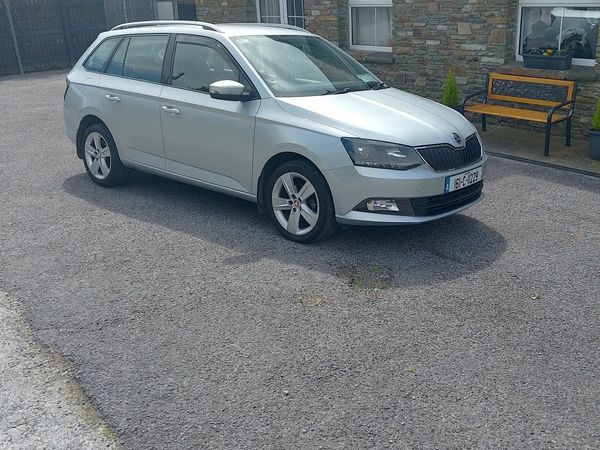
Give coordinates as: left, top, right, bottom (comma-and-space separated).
494, 62, 597, 82
348, 50, 395, 64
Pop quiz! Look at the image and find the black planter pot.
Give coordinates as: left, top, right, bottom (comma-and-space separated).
522, 53, 573, 70
589, 129, 600, 160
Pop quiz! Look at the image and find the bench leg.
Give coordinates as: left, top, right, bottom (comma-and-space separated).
566, 118, 572, 147
481, 114, 487, 132
544, 122, 552, 156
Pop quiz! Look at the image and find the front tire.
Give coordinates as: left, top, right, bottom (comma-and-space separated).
82, 123, 126, 186
266, 159, 337, 243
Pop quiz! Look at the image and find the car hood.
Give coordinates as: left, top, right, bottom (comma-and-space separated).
276, 87, 476, 147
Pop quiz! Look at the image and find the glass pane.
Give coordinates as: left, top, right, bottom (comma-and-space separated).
172, 42, 240, 92
351, 7, 392, 47
232, 35, 381, 97
520, 6, 600, 59
123, 35, 169, 83
105, 38, 129, 76
287, 0, 305, 28
156, 1, 175, 20
375, 7, 392, 47
260, 0, 281, 23
83, 38, 120, 72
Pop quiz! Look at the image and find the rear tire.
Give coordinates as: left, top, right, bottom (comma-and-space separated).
82, 123, 127, 186
266, 159, 337, 243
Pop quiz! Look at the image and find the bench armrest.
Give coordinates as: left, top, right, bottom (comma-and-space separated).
463, 89, 486, 109
547, 99, 576, 122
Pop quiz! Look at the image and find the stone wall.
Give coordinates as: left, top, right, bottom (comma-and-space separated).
387, 0, 516, 100
195, 0, 256, 24
304, 0, 347, 47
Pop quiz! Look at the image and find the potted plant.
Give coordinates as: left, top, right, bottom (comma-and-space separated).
523, 47, 573, 70
441, 71, 461, 113
590, 99, 600, 160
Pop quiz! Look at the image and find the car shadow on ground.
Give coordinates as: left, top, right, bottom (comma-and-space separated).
63, 171, 507, 288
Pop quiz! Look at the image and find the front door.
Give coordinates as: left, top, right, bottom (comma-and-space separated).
159, 35, 260, 193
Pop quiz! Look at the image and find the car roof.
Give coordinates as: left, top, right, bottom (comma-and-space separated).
105, 21, 312, 38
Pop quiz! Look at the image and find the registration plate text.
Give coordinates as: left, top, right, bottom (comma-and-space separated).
444, 167, 482, 193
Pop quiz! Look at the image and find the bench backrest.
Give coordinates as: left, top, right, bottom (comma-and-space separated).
486, 73, 576, 108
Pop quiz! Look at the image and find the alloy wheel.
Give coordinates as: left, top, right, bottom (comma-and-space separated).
84, 132, 111, 180
271, 172, 320, 236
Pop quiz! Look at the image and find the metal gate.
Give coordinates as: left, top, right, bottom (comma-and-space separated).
0, 0, 107, 76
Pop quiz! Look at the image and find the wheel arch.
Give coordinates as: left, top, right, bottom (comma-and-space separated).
76, 115, 108, 159
256, 152, 323, 215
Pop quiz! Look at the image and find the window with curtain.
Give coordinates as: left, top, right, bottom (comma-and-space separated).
349, 0, 392, 52
518, 1, 600, 65
257, 0, 305, 28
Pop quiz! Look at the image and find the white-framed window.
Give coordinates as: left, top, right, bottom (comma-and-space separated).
349, 0, 393, 52
517, 0, 600, 66
257, 0, 305, 28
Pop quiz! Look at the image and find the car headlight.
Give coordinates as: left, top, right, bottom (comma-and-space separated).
341, 138, 423, 170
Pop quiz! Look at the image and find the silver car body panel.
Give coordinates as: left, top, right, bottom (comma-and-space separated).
64, 23, 486, 226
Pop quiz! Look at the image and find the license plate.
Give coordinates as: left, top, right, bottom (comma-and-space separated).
444, 167, 482, 193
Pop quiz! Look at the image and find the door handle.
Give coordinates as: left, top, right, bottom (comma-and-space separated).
105, 94, 121, 103
161, 105, 180, 115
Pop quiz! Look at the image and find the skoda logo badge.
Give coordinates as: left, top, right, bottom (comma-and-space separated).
452, 132, 462, 146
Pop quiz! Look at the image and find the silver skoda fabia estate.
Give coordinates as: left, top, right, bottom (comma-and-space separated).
64, 21, 486, 243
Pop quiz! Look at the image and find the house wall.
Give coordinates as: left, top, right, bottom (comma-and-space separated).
196, 0, 600, 140
304, 0, 347, 48
195, 0, 256, 23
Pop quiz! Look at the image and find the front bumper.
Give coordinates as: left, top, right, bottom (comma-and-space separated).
326, 153, 487, 226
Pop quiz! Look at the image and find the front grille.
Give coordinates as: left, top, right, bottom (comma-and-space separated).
417, 134, 482, 171
410, 181, 483, 216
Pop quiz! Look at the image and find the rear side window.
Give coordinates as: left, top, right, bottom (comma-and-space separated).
83, 38, 120, 72
105, 37, 129, 76
122, 35, 169, 83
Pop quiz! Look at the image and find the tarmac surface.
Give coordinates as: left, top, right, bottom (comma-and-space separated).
0, 71, 599, 449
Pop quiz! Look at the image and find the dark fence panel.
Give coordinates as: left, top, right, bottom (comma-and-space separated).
178, 2, 197, 21
64, 0, 109, 60
11, 0, 71, 71
0, 0, 107, 76
0, 1, 20, 76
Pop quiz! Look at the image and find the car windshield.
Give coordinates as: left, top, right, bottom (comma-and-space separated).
231, 34, 385, 97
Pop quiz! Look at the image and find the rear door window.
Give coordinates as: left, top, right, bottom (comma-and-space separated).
83, 38, 121, 72
105, 37, 130, 76
122, 35, 169, 83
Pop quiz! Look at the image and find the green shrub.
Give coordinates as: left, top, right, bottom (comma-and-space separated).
441, 71, 460, 108
592, 100, 600, 131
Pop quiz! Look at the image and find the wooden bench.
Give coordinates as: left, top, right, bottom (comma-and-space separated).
463, 73, 577, 156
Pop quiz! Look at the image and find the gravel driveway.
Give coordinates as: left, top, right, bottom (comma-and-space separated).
0, 71, 599, 449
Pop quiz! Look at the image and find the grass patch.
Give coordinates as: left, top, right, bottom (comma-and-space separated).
297, 293, 326, 306
337, 265, 394, 291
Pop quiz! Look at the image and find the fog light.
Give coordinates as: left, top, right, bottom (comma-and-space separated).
366, 199, 399, 212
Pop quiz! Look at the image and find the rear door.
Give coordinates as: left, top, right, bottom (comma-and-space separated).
98, 34, 170, 168
159, 34, 260, 193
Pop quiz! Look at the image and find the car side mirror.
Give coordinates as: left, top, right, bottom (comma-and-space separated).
209, 80, 248, 101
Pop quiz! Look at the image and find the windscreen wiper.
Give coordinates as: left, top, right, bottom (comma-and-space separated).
369, 81, 389, 90
322, 87, 356, 95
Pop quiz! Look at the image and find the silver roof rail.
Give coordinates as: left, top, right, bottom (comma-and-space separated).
111, 20, 224, 32
227, 22, 306, 32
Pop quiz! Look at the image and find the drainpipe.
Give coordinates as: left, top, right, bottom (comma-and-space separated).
3, 0, 23, 74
